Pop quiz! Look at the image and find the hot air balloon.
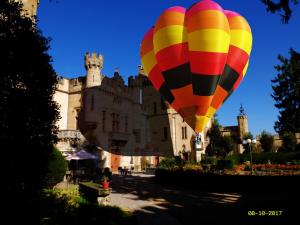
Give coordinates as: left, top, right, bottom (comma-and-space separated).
140, 0, 252, 135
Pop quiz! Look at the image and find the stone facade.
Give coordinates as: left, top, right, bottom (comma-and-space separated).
54, 52, 216, 171
17, 0, 39, 17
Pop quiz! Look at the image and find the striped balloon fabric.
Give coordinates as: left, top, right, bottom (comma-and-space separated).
140, 0, 252, 133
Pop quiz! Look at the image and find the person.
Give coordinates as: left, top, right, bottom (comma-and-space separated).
123, 166, 128, 176
102, 167, 112, 182
118, 166, 122, 175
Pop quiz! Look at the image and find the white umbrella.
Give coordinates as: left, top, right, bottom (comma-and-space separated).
66, 150, 98, 161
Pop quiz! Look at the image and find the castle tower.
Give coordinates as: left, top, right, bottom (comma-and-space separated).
138, 65, 146, 76
237, 104, 249, 139
85, 52, 103, 88
17, 0, 39, 17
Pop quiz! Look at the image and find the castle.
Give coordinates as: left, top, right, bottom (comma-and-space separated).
54, 52, 250, 171
15, 0, 39, 18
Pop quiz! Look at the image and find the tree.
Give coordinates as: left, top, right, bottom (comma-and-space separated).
282, 132, 297, 151
221, 135, 235, 155
259, 130, 275, 152
271, 49, 300, 134
0, 0, 59, 200
261, 0, 299, 23
206, 116, 224, 157
44, 148, 67, 188
206, 115, 235, 157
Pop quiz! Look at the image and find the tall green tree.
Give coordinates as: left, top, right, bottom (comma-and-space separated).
259, 130, 274, 152
282, 132, 297, 152
206, 115, 235, 157
261, 0, 299, 23
221, 135, 235, 155
206, 116, 223, 157
271, 49, 300, 134
0, 0, 59, 200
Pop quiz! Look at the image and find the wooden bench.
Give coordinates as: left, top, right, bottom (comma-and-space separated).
79, 182, 112, 205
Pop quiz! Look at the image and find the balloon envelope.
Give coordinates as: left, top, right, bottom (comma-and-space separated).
140, 0, 252, 132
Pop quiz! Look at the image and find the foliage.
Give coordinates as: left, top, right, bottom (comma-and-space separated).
206, 116, 235, 157
259, 130, 275, 152
216, 159, 234, 170
261, 0, 299, 23
243, 132, 254, 140
226, 152, 300, 165
221, 135, 235, 155
24, 188, 135, 225
225, 154, 244, 165
201, 156, 218, 165
44, 148, 68, 188
252, 151, 300, 164
271, 49, 300, 134
183, 161, 203, 171
281, 132, 297, 152
159, 157, 179, 170
0, 0, 59, 201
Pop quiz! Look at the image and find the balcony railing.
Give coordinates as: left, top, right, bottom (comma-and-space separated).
57, 130, 84, 140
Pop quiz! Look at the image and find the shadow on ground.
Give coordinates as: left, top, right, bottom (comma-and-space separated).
110, 174, 299, 225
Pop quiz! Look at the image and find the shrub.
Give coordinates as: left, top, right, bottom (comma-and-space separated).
44, 148, 67, 188
259, 130, 274, 152
216, 159, 234, 170
251, 152, 300, 164
201, 156, 218, 165
225, 154, 243, 165
37, 188, 134, 225
282, 132, 297, 152
159, 157, 179, 170
183, 162, 203, 171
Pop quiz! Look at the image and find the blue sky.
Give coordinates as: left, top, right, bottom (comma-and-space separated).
37, 0, 300, 136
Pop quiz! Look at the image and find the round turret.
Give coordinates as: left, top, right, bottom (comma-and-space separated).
85, 52, 103, 87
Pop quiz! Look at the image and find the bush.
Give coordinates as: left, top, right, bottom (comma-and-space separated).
259, 130, 274, 152
201, 156, 218, 165
282, 132, 297, 152
251, 152, 300, 164
216, 159, 234, 170
34, 189, 134, 225
44, 148, 67, 188
183, 162, 203, 171
225, 154, 243, 165
159, 157, 179, 170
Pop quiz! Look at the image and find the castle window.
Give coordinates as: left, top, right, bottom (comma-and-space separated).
163, 127, 168, 140
116, 114, 120, 132
125, 115, 128, 133
90, 95, 94, 111
133, 129, 141, 143
161, 97, 166, 110
75, 108, 80, 130
153, 102, 157, 114
102, 110, 106, 132
112, 113, 115, 131
182, 127, 187, 140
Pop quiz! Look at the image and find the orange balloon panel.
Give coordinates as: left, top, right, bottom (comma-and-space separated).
140, 0, 252, 132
